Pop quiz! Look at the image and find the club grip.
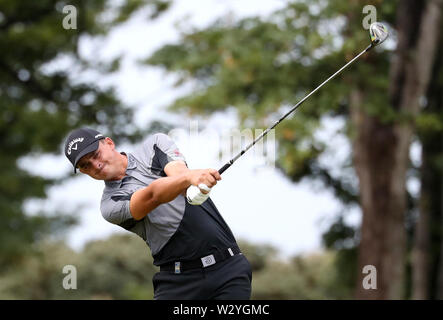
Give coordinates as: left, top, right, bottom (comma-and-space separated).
218, 163, 232, 175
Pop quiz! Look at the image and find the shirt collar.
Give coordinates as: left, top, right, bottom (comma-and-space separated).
126, 152, 137, 170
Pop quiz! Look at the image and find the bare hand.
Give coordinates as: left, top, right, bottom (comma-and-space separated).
187, 169, 221, 193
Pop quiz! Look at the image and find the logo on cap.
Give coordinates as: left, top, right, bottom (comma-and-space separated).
67, 137, 84, 155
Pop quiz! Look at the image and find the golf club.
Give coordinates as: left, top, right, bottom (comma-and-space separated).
217, 22, 389, 175
186, 22, 388, 204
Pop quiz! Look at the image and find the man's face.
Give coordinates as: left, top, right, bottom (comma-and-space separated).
76, 137, 120, 180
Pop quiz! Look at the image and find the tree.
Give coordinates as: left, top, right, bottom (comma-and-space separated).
352, 0, 442, 299
0, 234, 157, 299
412, 20, 443, 299
0, 0, 170, 270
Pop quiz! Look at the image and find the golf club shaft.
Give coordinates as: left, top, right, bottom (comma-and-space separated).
218, 43, 374, 175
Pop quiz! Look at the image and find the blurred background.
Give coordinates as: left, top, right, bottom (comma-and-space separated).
0, 0, 442, 300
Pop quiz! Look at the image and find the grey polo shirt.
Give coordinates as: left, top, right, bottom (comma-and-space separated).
100, 133, 237, 266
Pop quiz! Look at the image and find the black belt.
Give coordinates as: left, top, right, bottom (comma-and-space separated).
160, 246, 242, 273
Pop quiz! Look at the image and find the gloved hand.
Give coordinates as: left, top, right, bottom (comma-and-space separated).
186, 183, 211, 205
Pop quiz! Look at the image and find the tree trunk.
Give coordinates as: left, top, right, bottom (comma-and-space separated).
351, 91, 408, 299
413, 40, 443, 301
439, 138, 443, 298
427, 30, 443, 301
412, 0, 443, 300
412, 135, 443, 299
352, 0, 442, 299
412, 148, 431, 299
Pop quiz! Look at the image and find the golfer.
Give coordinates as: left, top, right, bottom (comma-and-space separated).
64, 128, 252, 299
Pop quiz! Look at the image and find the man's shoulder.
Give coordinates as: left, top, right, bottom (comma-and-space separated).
101, 182, 119, 200
142, 133, 171, 147
132, 133, 171, 158
133, 133, 159, 153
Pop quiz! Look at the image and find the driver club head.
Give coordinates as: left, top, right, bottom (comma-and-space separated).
369, 22, 389, 46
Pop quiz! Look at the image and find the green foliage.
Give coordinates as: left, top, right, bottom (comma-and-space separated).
237, 240, 278, 272
0, 240, 79, 299
0, 235, 349, 299
0, 234, 157, 299
251, 251, 352, 299
76, 234, 158, 299
144, 0, 396, 201
322, 216, 358, 294
0, 0, 167, 270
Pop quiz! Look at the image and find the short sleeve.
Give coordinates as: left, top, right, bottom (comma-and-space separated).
100, 191, 139, 230
147, 133, 187, 176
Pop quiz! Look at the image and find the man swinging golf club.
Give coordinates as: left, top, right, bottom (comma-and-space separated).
64, 128, 252, 300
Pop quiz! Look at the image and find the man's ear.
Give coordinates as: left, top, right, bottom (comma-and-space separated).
104, 137, 115, 150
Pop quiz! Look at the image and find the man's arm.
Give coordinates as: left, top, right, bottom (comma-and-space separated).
129, 172, 190, 220
164, 160, 189, 177
164, 160, 190, 197
129, 167, 221, 220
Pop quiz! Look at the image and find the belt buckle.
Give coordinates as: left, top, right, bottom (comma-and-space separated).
201, 254, 216, 267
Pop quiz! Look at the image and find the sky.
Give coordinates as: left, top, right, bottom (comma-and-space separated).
20, 0, 369, 259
